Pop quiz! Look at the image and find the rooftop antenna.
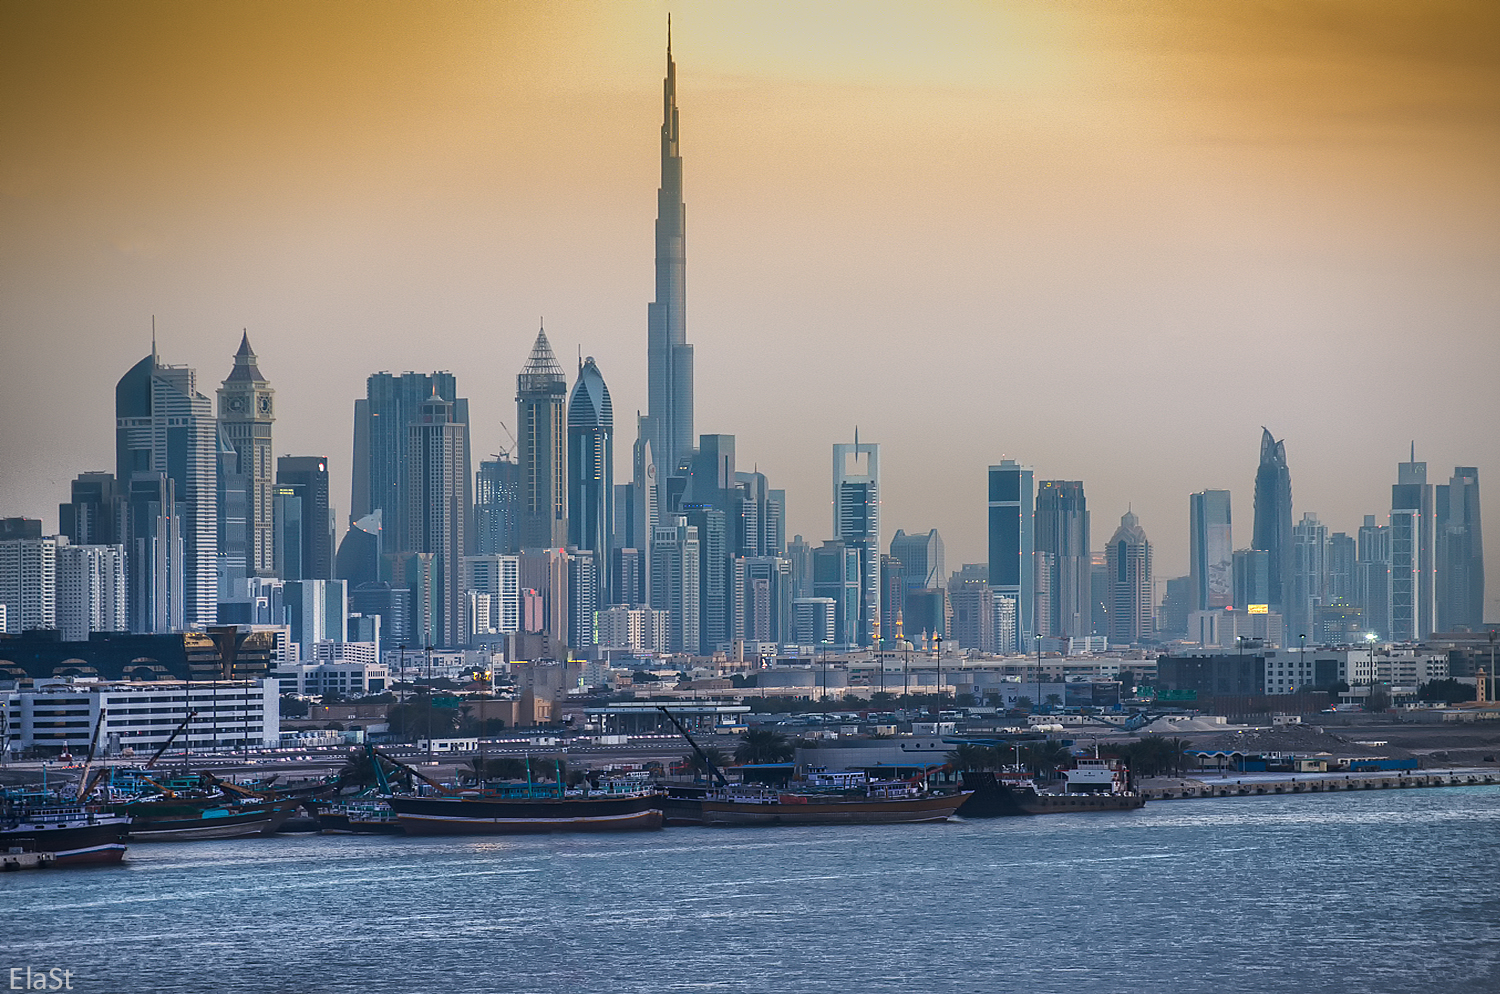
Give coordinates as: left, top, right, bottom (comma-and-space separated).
151, 315, 157, 363
667, 12, 671, 58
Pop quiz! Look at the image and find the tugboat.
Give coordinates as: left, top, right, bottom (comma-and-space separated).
959, 757, 1146, 816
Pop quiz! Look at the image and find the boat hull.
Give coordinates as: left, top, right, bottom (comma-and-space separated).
389, 794, 664, 835
700, 791, 970, 827
0, 819, 129, 865
127, 809, 274, 842
957, 772, 1145, 817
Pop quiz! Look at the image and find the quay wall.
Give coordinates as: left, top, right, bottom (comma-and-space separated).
1141, 770, 1499, 800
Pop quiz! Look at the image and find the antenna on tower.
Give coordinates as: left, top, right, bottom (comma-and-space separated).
151, 315, 157, 363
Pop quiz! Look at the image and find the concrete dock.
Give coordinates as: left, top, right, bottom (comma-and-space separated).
1140, 769, 1500, 800
1, 849, 55, 870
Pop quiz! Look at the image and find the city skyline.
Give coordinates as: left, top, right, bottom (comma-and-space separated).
2, 2, 1498, 614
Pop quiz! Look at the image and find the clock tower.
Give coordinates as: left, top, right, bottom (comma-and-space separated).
217, 331, 275, 575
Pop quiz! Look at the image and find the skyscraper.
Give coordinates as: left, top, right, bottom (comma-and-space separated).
1290, 512, 1329, 643
59, 472, 119, 547
56, 541, 127, 640
1357, 514, 1392, 638
1395, 446, 1436, 638
276, 456, 333, 580
517, 328, 568, 550
987, 459, 1035, 647
117, 347, 217, 627
567, 357, 614, 606
1035, 480, 1091, 639
1188, 490, 1233, 612
216, 333, 275, 576
215, 427, 250, 604
475, 455, 520, 556
0, 530, 56, 634
641, 28, 694, 482
1251, 428, 1293, 617
359, 371, 471, 556
832, 437, 880, 646
407, 391, 468, 648
651, 516, 700, 654
890, 529, 945, 608
1106, 510, 1153, 644
1436, 467, 1484, 632
1390, 478, 1424, 642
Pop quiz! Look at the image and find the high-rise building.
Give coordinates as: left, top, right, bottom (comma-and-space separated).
517, 328, 568, 550
271, 484, 304, 581
1390, 483, 1423, 642
0, 531, 56, 634
1232, 548, 1271, 609
1189, 490, 1233, 612
475, 456, 520, 556
792, 597, 837, 646
567, 357, 614, 606
787, 535, 813, 601
276, 457, 333, 580
216, 333, 275, 576
216, 428, 250, 605
739, 556, 791, 643
948, 565, 995, 653
566, 550, 599, 653
890, 528, 944, 613
117, 347, 218, 627
56, 541, 127, 640
406, 392, 468, 648
335, 510, 383, 590
1035, 481, 1090, 639
641, 30, 694, 484
1436, 466, 1484, 632
122, 472, 184, 633
1396, 446, 1436, 638
1328, 532, 1357, 606
1357, 514, 1392, 639
1106, 510, 1153, 644
651, 516, 699, 654
1251, 428, 1293, 616
684, 506, 729, 653
463, 555, 520, 639
832, 437, 880, 646
59, 472, 119, 547
812, 540, 860, 648
358, 371, 470, 556
284, 579, 348, 658
987, 460, 1035, 646
1290, 512, 1329, 643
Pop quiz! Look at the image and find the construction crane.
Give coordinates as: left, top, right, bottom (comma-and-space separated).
146, 711, 198, 769
657, 706, 729, 787
371, 747, 457, 796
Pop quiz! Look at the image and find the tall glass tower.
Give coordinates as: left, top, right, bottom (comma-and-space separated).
988, 460, 1035, 647
833, 436, 880, 646
517, 328, 568, 550
642, 26, 694, 482
1251, 428, 1293, 616
1189, 490, 1233, 612
567, 357, 614, 604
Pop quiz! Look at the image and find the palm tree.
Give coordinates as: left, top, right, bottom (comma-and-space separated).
1021, 741, 1073, 778
682, 746, 729, 779
945, 743, 999, 772
1043, 693, 1063, 711
736, 729, 794, 765
470, 755, 529, 783
1163, 737, 1193, 777
1013, 696, 1035, 713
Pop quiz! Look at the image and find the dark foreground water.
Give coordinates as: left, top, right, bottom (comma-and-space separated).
4, 786, 1499, 993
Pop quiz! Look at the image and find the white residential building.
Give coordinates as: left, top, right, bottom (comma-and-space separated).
56, 541, 127, 641
0, 534, 57, 634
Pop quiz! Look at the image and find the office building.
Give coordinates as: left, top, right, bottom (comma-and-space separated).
739, 555, 791, 644
567, 357, 614, 605
792, 597, 837, 646
890, 528, 944, 617
284, 579, 348, 659
215, 427, 250, 607
1035, 480, 1090, 639
640, 31, 695, 484
567, 550, 599, 652
832, 437, 880, 646
406, 391, 468, 648
1251, 428, 1293, 616
58, 473, 119, 547
1357, 515, 1392, 639
463, 555, 520, 640
1436, 466, 1484, 632
56, 541, 127, 641
276, 456, 333, 580
1395, 446, 1436, 638
475, 456, 520, 556
1231, 549, 1270, 610
1106, 510, 1153, 644
651, 516, 700, 654
117, 347, 217, 628
597, 605, 668, 655
1290, 512, 1329, 643
271, 484, 304, 581
987, 459, 1035, 646
1328, 532, 1357, 605
1189, 490, 1233, 612
812, 540, 860, 648
0, 532, 56, 634
122, 472, 184, 634
216, 333, 275, 576
357, 371, 470, 556
517, 328, 568, 550
335, 510, 383, 590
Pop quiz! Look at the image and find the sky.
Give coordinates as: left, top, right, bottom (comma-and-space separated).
2, 1, 1498, 615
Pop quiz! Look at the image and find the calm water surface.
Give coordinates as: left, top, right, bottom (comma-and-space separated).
4, 787, 1498, 993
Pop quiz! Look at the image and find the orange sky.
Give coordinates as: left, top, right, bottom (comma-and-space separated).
3, 1, 1498, 610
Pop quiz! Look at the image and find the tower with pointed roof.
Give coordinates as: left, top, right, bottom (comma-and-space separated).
568, 356, 614, 605
1106, 509, 1153, 644
517, 326, 568, 549
641, 23, 694, 484
218, 332, 275, 576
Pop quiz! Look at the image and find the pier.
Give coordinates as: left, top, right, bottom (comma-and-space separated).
1, 849, 55, 871
1140, 769, 1500, 800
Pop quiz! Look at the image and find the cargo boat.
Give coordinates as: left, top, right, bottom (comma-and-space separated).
958, 759, 1146, 817
699, 778, 970, 827
389, 783, 664, 835
315, 800, 403, 835
0, 798, 129, 866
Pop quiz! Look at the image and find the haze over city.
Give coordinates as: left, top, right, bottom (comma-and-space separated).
2, 0, 1497, 611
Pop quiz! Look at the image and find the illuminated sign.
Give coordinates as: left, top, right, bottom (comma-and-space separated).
1247, 604, 1269, 615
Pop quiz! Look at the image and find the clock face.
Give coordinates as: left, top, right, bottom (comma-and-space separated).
227, 396, 245, 414
258, 395, 273, 415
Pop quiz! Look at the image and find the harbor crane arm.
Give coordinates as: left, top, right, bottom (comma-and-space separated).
146, 711, 199, 770
657, 706, 729, 787
372, 747, 457, 796
74, 708, 107, 798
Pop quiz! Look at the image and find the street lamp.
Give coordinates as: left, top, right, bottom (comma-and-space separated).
1298, 633, 1306, 694
934, 635, 944, 704
1034, 634, 1043, 711
1366, 632, 1378, 699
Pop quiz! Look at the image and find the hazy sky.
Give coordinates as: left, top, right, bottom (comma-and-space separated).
3, 1, 1498, 614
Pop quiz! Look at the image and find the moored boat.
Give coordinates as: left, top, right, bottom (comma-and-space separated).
0, 797, 129, 866
699, 779, 970, 827
389, 783, 664, 835
316, 799, 404, 835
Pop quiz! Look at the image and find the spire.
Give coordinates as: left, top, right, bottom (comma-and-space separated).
667, 12, 671, 60
151, 315, 157, 366
223, 328, 266, 383
519, 324, 565, 393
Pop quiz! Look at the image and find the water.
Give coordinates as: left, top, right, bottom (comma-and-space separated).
4, 787, 1499, 993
